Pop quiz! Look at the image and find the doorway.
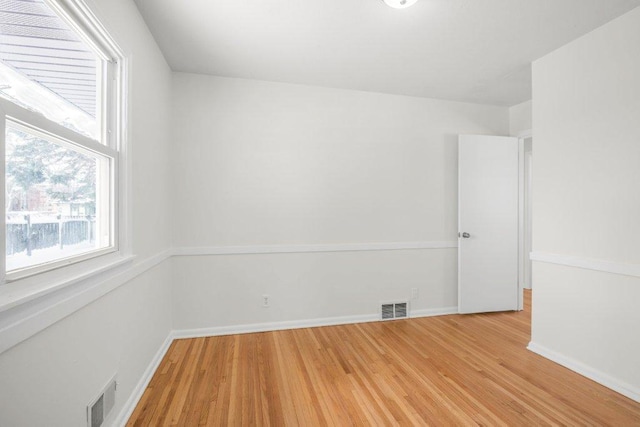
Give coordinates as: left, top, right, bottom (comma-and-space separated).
457, 133, 532, 314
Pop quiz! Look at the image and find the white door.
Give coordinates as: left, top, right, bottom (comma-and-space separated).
458, 135, 519, 314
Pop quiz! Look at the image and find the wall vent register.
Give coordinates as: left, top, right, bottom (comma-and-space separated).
381, 301, 409, 320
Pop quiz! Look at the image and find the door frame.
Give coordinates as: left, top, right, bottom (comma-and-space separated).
524, 150, 533, 289
517, 129, 532, 311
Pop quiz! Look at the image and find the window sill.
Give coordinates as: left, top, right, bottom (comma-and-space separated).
0, 253, 135, 314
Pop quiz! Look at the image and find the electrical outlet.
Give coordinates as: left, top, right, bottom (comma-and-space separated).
411, 288, 419, 299
262, 294, 270, 308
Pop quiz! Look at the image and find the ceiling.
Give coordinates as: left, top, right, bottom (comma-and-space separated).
133, 0, 640, 106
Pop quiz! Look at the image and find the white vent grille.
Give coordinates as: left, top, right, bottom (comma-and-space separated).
380, 301, 409, 321
88, 377, 116, 427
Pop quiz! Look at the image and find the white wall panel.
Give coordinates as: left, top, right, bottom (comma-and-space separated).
531, 6, 640, 400
171, 73, 509, 329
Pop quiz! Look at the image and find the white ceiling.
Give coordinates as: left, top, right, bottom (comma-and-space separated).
132, 0, 640, 106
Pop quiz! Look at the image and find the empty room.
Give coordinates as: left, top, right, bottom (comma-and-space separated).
0, 0, 639, 425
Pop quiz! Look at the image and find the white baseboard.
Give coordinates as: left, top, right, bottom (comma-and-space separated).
113, 333, 174, 427
173, 313, 381, 340
173, 307, 460, 340
411, 306, 459, 318
527, 341, 640, 403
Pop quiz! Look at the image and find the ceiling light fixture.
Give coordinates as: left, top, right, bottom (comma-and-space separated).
382, 0, 418, 9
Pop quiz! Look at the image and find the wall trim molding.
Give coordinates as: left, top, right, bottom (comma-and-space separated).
530, 251, 640, 278
114, 332, 174, 426
527, 341, 640, 403
174, 241, 459, 257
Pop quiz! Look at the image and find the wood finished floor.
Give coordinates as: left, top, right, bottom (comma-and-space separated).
128, 291, 640, 426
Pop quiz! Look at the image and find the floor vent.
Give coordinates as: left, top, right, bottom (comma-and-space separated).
88, 377, 116, 427
381, 301, 409, 321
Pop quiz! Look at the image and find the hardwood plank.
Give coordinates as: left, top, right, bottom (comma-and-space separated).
127, 291, 640, 426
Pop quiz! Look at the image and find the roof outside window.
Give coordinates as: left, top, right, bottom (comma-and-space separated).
0, 0, 97, 117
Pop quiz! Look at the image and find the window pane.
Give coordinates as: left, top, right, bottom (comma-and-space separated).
0, 0, 100, 140
5, 122, 110, 272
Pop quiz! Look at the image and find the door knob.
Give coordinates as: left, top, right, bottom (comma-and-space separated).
462, 232, 471, 238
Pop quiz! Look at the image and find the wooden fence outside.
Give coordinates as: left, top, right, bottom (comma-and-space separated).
6, 213, 95, 256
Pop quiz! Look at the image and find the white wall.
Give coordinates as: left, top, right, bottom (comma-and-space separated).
172, 74, 508, 331
0, 263, 172, 427
0, 0, 174, 425
509, 99, 532, 137
531, 6, 640, 400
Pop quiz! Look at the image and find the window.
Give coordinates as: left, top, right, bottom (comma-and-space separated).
0, 0, 125, 280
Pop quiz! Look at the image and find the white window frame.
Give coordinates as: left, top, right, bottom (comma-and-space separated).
0, 0, 130, 286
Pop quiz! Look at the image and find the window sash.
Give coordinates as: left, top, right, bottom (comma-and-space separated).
45, 0, 123, 150
45, 0, 121, 62
1, 98, 118, 281
1, 99, 116, 159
